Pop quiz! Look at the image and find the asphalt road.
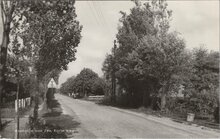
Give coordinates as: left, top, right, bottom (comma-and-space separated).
56, 94, 220, 138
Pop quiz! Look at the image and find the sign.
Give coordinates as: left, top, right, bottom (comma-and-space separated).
47, 78, 57, 88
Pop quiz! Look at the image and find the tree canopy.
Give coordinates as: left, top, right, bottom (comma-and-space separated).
102, 0, 219, 115
60, 68, 107, 97
0, 0, 82, 126
19, 0, 82, 79
103, 0, 189, 109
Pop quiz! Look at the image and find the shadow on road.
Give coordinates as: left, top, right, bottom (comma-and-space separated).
29, 98, 80, 138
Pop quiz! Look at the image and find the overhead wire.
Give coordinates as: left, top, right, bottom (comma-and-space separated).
91, 1, 115, 36
86, 0, 102, 27
91, 1, 105, 27
85, 0, 118, 39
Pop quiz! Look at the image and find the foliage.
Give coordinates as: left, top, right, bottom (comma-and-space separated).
3, 38, 36, 101
183, 47, 219, 116
60, 68, 108, 97
19, 0, 82, 79
164, 47, 219, 120
103, 0, 191, 109
60, 76, 75, 95
102, 1, 219, 122
2, 0, 81, 103
91, 77, 108, 95
0, 0, 81, 126
73, 68, 98, 96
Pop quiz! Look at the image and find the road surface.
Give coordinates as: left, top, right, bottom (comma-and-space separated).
56, 94, 220, 138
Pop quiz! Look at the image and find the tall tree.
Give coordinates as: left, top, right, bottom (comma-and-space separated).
0, 0, 18, 128
75, 68, 98, 97
0, 0, 81, 126
136, 32, 191, 110
184, 47, 219, 116
20, 0, 82, 80
20, 0, 82, 120
103, 0, 192, 109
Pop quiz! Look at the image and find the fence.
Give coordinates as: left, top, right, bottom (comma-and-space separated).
15, 97, 31, 112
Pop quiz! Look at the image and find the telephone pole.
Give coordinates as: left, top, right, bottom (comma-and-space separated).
111, 40, 117, 103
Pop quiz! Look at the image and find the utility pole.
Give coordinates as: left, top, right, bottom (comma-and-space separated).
111, 40, 117, 103
83, 82, 85, 97
15, 69, 20, 139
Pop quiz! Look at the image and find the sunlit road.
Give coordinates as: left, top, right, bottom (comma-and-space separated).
56, 94, 219, 138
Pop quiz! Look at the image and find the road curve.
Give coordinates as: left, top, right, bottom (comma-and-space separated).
55, 94, 220, 138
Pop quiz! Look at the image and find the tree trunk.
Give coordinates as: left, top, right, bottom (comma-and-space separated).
0, 22, 10, 129
143, 85, 151, 107
161, 93, 166, 110
33, 78, 41, 121
160, 83, 170, 111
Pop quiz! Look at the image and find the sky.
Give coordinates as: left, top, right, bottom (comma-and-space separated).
0, 1, 219, 86
58, 0, 219, 85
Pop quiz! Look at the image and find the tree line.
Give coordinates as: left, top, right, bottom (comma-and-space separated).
60, 68, 108, 97
102, 0, 219, 122
0, 0, 82, 129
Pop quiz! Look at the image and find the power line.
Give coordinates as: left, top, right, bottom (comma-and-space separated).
91, 1, 115, 36
91, 1, 105, 27
86, 0, 102, 27
85, 1, 117, 37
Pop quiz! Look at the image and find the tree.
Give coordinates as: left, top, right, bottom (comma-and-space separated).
0, 0, 36, 127
20, 0, 82, 80
75, 68, 98, 97
103, 0, 158, 107
60, 68, 101, 97
184, 47, 219, 116
137, 32, 191, 110
20, 0, 81, 120
0, 0, 81, 126
191, 47, 219, 92
60, 76, 75, 95
0, 0, 16, 128
91, 77, 107, 95
103, 0, 193, 110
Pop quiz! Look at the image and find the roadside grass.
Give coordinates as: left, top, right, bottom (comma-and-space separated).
0, 104, 32, 133
68, 94, 220, 130
0, 106, 32, 138
125, 107, 220, 130
1, 108, 16, 118
1, 107, 32, 118
28, 98, 80, 138
96, 97, 220, 130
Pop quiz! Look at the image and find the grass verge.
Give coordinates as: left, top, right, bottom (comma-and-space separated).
28, 98, 80, 138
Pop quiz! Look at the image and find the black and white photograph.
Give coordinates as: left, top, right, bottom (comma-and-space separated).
0, 0, 219, 138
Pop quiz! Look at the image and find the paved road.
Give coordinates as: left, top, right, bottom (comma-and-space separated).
56, 94, 220, 138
